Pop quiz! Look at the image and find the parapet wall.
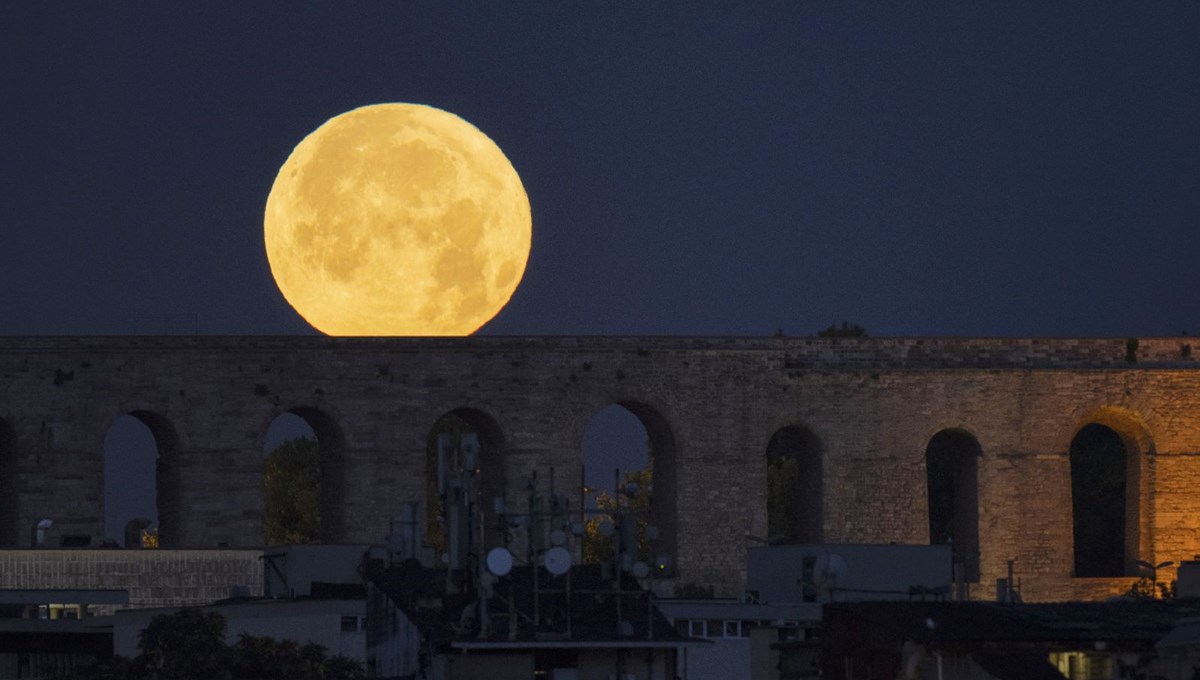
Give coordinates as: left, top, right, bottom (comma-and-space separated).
0, 549, 263, 609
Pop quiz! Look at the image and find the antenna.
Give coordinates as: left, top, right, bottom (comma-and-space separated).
461, 432, 480, 470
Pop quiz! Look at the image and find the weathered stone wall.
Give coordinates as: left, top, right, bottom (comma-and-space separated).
1, 336, 1197, 601
0, 549, 263, 609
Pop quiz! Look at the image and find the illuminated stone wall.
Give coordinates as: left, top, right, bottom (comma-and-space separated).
0, 336, 1197, 601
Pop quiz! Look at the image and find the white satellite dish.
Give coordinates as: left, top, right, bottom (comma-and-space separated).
486, 547, 514, 576
632, 561, 650, 579
544, 546, 573, 576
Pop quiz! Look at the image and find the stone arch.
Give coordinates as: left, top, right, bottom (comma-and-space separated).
580, 403, 656, 567
582, 404, 651, 498
102, 410, 180, 548
571, 398, 679, 574
425, 407, 507, 556
261, 406, 347, 544
612, 400, 678, 574
0, 418, 15, 547
1067, 407, 1154, 577
765, 425, 823, 544
924, 428, 981, 582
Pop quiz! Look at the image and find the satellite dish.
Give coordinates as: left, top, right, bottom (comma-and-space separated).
549, 529, 567, 546
544, 546, 572, 576
486, 547, 514, 576
632, 561, 650, 579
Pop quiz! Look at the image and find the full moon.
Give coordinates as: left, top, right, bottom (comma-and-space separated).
264, 103, 531, 336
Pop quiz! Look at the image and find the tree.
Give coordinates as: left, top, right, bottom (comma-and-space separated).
137, 609, 231, 679
229, 635, 342, 680
141, 527, 160, 548
76, 610, 365, 680
229, 634, 364, 680
817, 322, 866, 338
583, 458, 653, 564
766, 455, 799, 543
262, 438, 321, 545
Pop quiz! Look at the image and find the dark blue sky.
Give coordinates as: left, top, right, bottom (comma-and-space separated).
2, 3, 1197, 338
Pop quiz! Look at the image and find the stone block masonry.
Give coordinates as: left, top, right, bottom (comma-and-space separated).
0, 336, 1197, 601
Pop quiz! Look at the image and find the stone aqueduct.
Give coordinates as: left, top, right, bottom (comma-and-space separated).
1, 335, 1199, 601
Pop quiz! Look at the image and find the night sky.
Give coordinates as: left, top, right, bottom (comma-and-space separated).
4, 3, 1196, 339
4, 4, 1198, 542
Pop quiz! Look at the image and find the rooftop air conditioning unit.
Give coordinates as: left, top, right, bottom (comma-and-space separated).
738, 589, 761, 605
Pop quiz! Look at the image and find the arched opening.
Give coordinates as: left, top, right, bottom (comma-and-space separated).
425, 408, 506, 560
925, 429, 981, 582
1071, 423, 1133, 577
263, 413, 318, 546
262, 408, 345, 544
581, 405, 652, 564
579, 402, 677, 576
103, 411, 177, 548
765, 426, 823, 545
0, 418, 16, 548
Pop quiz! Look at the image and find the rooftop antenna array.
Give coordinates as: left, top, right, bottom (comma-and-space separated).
380, 436, 674, 642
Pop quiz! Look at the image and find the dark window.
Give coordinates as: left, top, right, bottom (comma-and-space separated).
801, 556, 817, 603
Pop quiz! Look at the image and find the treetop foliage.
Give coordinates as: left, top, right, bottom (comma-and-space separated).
76, 609, 364, 680
583, 441, 654, 564
262, 437, 321, 546
817, 321, 867, 338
